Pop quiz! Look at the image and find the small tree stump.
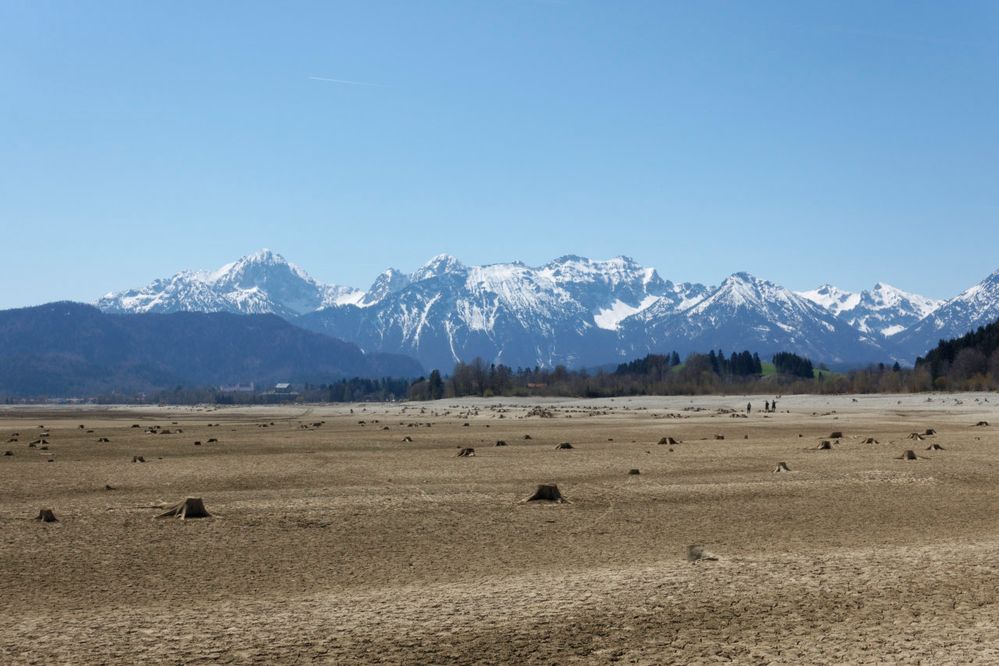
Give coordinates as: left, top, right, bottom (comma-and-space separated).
457, 447, 476, 457
36, 509, 58, 523
773, 462, 791, 473
687, 544, 717, 562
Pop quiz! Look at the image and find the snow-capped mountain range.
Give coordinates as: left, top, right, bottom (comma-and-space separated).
98, 249, 364, 319
96, 250, 999, 371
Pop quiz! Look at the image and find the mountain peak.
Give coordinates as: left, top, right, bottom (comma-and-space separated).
412, 254, 466, 281
98, 250, 362, 317
726, 271, 758, 283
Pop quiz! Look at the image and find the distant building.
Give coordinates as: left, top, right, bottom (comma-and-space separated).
274, 382, 292, 392
220, 382, 255, 393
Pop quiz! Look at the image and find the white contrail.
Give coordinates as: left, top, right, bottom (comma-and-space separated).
308, 75, 384, 87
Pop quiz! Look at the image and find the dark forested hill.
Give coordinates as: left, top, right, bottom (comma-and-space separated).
0, 302, 422, 397
916, 317, 999, 384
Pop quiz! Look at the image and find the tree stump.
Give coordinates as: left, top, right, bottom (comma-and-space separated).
524, 484, 565, 503
687, 544, 717, 562
157, 498, 211, 520
36, 509, 58, 523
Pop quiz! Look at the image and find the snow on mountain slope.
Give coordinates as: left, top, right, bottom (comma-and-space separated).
798, 285, 861, 316
98, 249, 363, 318
594, 296, 659, 331
893, 269, 999, 360
619, 272, 884, 365
799, 282, 943, 338
298, 254, 681, 371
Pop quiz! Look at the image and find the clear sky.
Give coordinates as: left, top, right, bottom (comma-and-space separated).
2, 1, 997, 308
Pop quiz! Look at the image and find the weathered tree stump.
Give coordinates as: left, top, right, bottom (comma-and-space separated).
157, 497, 211, 520
524, 484, 566, 503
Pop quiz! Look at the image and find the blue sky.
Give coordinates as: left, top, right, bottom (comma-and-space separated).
1, 1, 997, 308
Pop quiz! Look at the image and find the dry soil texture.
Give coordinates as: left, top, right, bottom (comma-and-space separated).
3, 393, 999, 664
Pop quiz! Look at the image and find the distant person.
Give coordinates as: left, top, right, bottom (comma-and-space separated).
764, 400, 770, 413
747, 402, 752, 415
772, 399, 777, 412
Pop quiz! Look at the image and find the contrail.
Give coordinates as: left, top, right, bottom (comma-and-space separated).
308, 75, 384, 87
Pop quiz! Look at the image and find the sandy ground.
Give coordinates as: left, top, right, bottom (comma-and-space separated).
2, 392, 999, 664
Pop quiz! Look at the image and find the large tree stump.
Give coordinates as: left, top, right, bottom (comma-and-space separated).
524, 484, 566, 503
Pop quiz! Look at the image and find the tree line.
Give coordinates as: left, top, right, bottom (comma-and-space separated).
408, 350, 866, 399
